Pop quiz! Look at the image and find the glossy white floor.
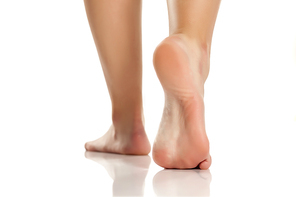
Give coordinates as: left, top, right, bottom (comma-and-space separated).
1, 0, 296, 196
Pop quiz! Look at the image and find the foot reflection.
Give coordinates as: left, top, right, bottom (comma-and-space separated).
85, 151, 151, 197
153, 169, 212, 197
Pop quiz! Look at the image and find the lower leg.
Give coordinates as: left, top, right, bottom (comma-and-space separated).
83, 0, 150, 155
152, 0, 221, 169
167, 0, 221, 81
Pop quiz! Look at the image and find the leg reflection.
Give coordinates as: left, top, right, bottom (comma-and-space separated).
85, 151, 151, 196
153, 169, 212, 196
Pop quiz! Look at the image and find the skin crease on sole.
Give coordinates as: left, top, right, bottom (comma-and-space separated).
152, 34, 212, 170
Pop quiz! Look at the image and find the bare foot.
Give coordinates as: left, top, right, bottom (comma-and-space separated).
85, 121, 151, 155
152, 34, 212, 169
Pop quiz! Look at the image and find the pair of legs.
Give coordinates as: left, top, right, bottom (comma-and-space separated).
84, 0, 221, 169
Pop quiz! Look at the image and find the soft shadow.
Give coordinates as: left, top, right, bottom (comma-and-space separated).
85, 151, 151, 197
153, 169, 212, 197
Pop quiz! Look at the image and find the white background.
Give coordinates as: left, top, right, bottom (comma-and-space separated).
0, 0, 296, 196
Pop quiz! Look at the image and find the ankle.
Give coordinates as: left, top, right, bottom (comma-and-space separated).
171, 33, 211, 82
112, 111, 145, 134
171, 33, 211, 53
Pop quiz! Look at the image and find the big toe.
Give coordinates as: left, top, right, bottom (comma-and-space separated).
198, 155, 212, 170
85, 141, 96, 151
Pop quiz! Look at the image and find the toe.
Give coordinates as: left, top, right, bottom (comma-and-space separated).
198, 155, 212, 170
85, 141, 95, 151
